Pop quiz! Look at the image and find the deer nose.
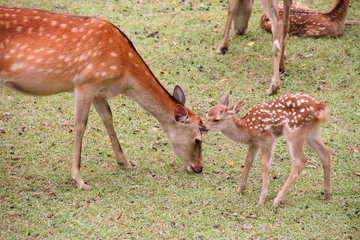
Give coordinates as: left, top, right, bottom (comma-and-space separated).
191, 165, 203, 173
199, 125, 208, 134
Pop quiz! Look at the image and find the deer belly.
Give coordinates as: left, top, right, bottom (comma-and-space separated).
0, 74, 74, 96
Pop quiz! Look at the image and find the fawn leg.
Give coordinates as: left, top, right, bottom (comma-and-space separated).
258, 143, 274, 205
306, 130, 332, 200
237, 144, 259, 194
273, 139, 306, 207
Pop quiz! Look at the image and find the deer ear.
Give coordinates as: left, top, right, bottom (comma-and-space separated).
219, 94, 229, 106
174, 105, 189, 123
228, 101, 244, 115
173, 85, 186, 105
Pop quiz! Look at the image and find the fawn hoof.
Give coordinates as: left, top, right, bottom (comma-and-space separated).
216, 46, 228, 54
258, 194, 268, 205
324, 192, 332, 201
74, 179, 92, 190
272, 198, 282, 207
258, 199, 266, 206
236, 186, 246, 195
80, 183, 92, 190
266, 84, 279, 95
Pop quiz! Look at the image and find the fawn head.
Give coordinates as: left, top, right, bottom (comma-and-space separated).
200, 94, 243, 133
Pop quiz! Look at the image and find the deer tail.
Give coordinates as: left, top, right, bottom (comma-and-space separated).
317, 105, 330, 124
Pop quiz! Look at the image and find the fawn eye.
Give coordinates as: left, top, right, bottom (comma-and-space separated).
195, 139, 202, 145
214, 119, 220, 122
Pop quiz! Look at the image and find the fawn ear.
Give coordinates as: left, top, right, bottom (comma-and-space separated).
219, 94, 229, 106
174, 105, 189, 123
173, 85, 186, 105
228, 101, 244, 115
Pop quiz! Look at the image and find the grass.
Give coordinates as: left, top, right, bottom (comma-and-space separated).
1, 0, 359, 239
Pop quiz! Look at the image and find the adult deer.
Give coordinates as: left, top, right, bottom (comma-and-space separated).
200, 93, 332, 206
260, 0, 351, 37
216, 0, 293, 95
0, 6, 204, 189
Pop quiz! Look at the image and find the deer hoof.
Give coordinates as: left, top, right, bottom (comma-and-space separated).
324, 192, 332, 201
119, 162, 135, 170
266, 85, 279, 95
237, 185, 246, 195
216, 46, 228, 54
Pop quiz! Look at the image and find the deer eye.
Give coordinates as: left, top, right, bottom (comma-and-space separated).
214, 119, 220, 122
195, 139, 202, 145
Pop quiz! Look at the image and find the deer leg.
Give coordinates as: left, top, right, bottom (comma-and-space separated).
72, 87, 95, 190
93, 96, 133, 169
273, 139, 306, 207
233, 0, 254, 35
279, 0, 292, 71
262, 0, 282, 95
258, 143, 274, 205
306, 130, 332, 200
216, 0, 236, 54
237, 144, 259, 194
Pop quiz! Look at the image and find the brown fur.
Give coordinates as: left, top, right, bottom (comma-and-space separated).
1, 6, 204, 189
260, 0, 351, 37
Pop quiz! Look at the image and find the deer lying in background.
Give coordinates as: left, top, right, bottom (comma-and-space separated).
0, 6, 204, 189
260, 0, 351, 37
216, 0, 293, 95
200, 93, 332, 206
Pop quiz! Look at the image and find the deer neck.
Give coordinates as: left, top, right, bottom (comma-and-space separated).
120, 60, 179, 131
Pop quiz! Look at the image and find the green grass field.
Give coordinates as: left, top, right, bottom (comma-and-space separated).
1, 0, 359, 239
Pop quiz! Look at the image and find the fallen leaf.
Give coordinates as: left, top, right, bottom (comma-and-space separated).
146, 31, 158, 37
43, 121, 55, 128
356, 88, 360, 92
246, 41, 255, 46
355, 172, 360, 176
319, 85, 331, 91
116, 212, 123, 220
228, 161, 236, 166
107, 154, 115, 158
61, 121, 70, 126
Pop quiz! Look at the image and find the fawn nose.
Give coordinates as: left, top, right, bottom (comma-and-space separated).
199, 125, 208, 133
